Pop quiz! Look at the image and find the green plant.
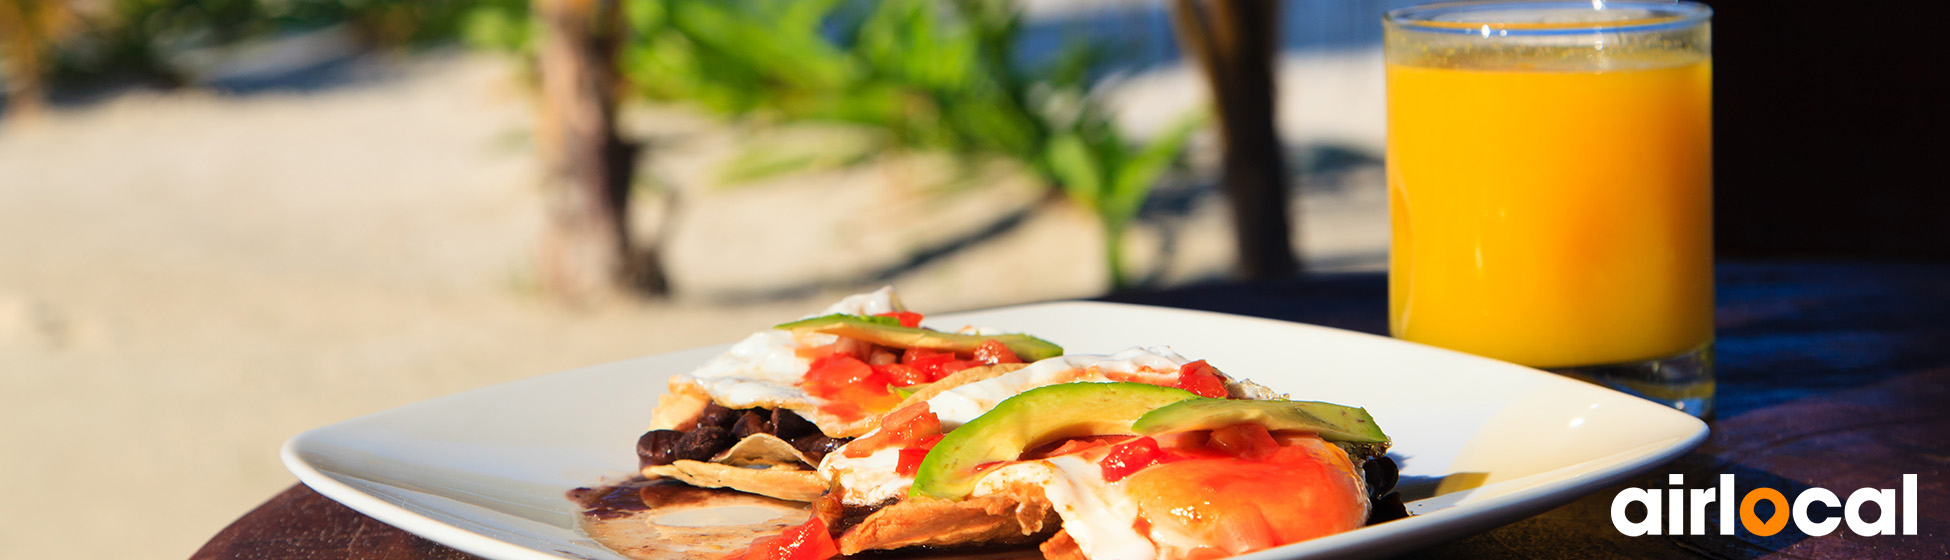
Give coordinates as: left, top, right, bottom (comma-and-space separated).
1046, 112, 1204, 290
465, 0, 1200, 290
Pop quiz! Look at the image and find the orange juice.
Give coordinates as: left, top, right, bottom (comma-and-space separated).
1386, 58, 1713, 368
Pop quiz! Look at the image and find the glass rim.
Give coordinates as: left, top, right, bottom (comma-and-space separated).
1384, 1, 1712, 36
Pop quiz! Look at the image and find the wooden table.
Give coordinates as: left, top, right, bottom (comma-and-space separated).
193, 261, 1950, 559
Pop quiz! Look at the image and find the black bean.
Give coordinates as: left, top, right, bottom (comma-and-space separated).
1362, 455, 1399, 499
771, 408, 815, 440
732, 410, 773, 439
673, 424, 733, 462
792, 434, 850, 463
697, 402, 739, 429
1367, 492, 1409, 525
636, 430, 684, 467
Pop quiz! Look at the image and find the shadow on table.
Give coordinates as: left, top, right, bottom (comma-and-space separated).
1713, 261, 1950, 417
1409, 461, 1822, 559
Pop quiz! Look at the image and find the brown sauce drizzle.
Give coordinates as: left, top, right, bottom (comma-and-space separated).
568, 477, 659, 520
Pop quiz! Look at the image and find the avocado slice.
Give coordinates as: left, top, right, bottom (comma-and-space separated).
774, 314, 1064, 361
1130, 398, 1388, 444
909, 382, 1199, 500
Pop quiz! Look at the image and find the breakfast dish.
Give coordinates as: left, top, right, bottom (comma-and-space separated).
634, 287, 1062, 501
618, 289, 1399, 560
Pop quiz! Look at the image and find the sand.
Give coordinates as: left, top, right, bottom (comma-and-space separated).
0, 50, 1384, 559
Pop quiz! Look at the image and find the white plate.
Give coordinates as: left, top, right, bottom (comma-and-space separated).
284, 301, 1707, 560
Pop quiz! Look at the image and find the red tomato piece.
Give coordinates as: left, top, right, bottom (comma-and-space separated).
895, 435, 945, 478
972, 339, 1021, 365
1174, 360, 1230, 399
875, 311, 924, 328
900, 347, 941, 364
843, 402, 942, 458
804, 354, 882, 388
904, 353, 981, 382
895, 447, 930, 476
1098, 436, 1181, 482
737, 516, 839, 560
874, 363, 930, 387
801, 354, 901, 422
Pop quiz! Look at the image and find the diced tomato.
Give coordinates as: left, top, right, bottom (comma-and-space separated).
873, 363, 930, 387
894, 435, 943, 477
880, 402, 939, 438
896, 447, 930, 476
801, 354, 900, 422
905, 352, 955, 373
900, 347, 941, 364
905, 352, 981, 382
1174, 360, 1231, 399
843, 402, 942, 458
734, 516, 839, 560
1098, 436, 1181, 482
805, 354, 880, 387
972, 339, 1021, 365
875, 311, 924, 328
1207, 423, 1281, 460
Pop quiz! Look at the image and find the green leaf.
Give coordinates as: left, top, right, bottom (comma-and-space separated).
1046, 132, 1104, 211
1104, 110, 1205, 225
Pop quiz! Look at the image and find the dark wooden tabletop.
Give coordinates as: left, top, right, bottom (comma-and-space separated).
193, 260, 1950, 560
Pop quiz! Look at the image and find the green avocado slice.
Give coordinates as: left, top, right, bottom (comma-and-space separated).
773, 314, 1063, 361
1130, 398, 1389, 444
909, 382, 1200, 500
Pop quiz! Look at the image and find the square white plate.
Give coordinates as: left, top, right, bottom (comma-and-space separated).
284, 301, 1707, 560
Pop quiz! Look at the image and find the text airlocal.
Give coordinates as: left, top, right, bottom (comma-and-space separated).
1612, 474, 1919, 537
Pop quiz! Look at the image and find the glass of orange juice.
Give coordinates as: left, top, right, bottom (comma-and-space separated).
1384, 1, 1714, 416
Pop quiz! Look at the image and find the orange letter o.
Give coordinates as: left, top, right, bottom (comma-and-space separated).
1741, 487, 1790, 536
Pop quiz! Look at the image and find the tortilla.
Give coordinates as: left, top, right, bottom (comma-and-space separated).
643, 460, 828, 503
833, 480, 1058, 555
579, 479, 1049, 560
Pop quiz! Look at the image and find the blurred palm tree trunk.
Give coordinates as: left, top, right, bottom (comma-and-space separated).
532, 0, 662, 300
0, 0, 78, 122
1171, 0, 1298, 280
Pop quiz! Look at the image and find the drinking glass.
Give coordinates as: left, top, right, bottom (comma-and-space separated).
1384, 1, 1715, 416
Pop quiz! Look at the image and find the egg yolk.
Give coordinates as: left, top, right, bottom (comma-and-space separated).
1121, 435, 1368, 559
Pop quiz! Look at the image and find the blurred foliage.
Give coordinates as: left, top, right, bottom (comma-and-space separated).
467, 0, 1201, 289
27, 0, 504, 88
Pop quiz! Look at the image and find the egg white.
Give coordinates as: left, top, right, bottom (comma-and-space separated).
677, 287, 905, 409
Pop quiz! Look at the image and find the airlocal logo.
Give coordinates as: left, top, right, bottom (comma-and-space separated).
1612, 474, 1919, 537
